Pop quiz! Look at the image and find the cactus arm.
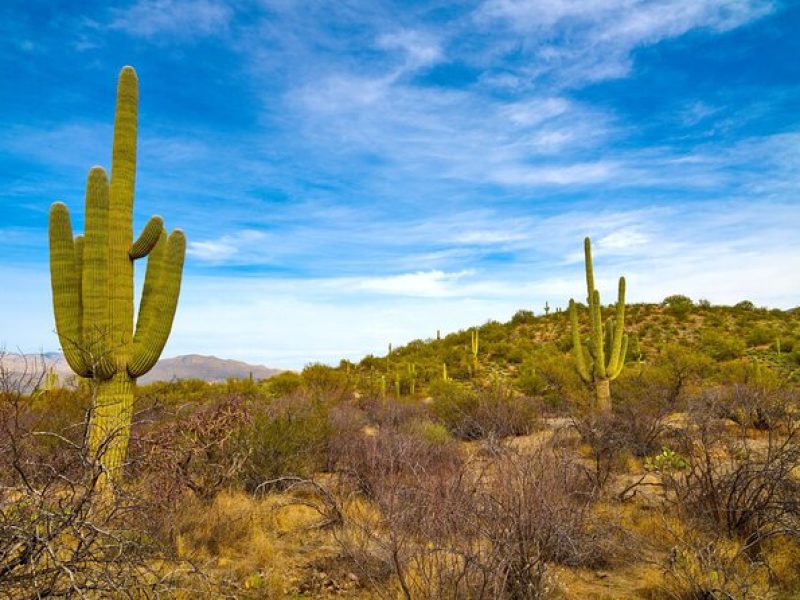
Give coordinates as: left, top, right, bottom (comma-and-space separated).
49, 203, 88, 376
591, 289, 606, 378
604, 317, 614, 361
583, 237, 595, 300
129, 230, 186, 378
569, 299, 591, 383
609, 334, 628, 379
108, 66, 138, 368
607, 276, 627, 375
131, 229, 166, 349
81, 167, 115, 379
130, 215, 164, 259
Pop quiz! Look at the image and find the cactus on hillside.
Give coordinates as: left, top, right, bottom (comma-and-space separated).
568, 237, 627, 411
471, 328, 479, 372
49, 66, 185, 480
544, 301, 550, 315
44, 367, 59, 391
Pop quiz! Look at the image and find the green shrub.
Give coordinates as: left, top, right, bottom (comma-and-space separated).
300, 363, 352, 401
510, 309, 536, 325
699, 331, 746, 361
405, 419, 453, 445
234, 395, 331, 492
746, 325, 777, 347
663, 295, 694, 320
266, 370, 303, 398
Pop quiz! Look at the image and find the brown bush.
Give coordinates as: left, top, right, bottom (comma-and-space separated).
663, 390, 800, 552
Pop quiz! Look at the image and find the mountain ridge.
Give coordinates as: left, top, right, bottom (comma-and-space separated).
1, 352, 282, 385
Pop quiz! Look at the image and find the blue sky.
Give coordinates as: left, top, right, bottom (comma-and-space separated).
1, 0, 799, 369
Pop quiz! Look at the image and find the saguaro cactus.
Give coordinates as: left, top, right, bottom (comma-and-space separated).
49, 66, 185, 479
568, 237, 627, 412
471, 328, 479, 372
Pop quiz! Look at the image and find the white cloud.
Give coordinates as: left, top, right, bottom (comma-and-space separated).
109, 0, 233, 39
187, 230, 268, 263
475, 0, 775, 85
347, 270, 476, 297
377, 29, 443, 71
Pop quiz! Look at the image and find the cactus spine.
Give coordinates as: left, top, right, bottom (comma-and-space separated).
48, 66, 185, 480
568, 237, 627, 412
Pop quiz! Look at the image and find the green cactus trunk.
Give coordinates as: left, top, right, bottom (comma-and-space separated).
87, 373, 135, 476
48, 67, 185, 482
568, 237, 628, 412
595, 378, 611, 412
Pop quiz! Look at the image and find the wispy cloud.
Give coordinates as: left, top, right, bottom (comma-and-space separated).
109, 0, 233, 39
475, 0, 775, 85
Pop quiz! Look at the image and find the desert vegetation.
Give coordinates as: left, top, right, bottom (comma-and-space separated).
2, 67, 799, 599
3, 294, 800, 598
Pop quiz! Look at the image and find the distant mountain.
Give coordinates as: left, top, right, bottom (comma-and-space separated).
0, 352, 282, 387
139, 354, 282, 384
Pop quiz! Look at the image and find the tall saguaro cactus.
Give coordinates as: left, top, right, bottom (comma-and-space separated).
49, 66, 186, 479
568, 237, 627, 412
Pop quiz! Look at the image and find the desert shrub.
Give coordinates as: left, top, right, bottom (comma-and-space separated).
403, 418, 453, 445
234, 394, 332, 493
746, 325, 777, 347
722, 381, 796, 430
735, 300, 756, 311
337, 441, 618, 599
662, 391, 800, 551
699, 330, 746, 361
663, 294, 694, 321
570, 412, 631, 490
333, 426, 462, 506
134, 395, 252, 503
510, 309, 536, 325
429, 379, 537, 440
0, 356, 194, 597
137, 378, 220, 405
515, 351, 586, 411
611, 367, 679, 457
660, 530, 772, 599
300, 363, 352, 402
265, 370, 303, 398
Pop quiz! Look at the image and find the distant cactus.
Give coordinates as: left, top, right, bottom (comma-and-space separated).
48, 67, 185, 480
408, 363, 417, 395
44, 367, 59, 391
442, 362, 449, 381
471, 328, 479, 371
544, 301, 550, 315
380, 374, 387, 402
394, 372, 401, 398
568, 237, 627, 411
